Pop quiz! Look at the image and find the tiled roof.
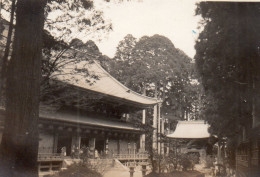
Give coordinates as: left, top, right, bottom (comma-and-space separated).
167, 120, 210, 139
54, 61, 159, 106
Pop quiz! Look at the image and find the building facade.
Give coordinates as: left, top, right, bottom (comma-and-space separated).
0, 61, 161, 174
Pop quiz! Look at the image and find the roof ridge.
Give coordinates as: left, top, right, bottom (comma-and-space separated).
93, 60, 160, 102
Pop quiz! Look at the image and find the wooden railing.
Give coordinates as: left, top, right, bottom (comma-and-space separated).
113, 153, 149, 160
38, 160, 63, 174
38, 153, 63, 161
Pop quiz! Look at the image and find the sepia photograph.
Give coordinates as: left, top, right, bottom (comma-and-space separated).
0, 0, 259, 177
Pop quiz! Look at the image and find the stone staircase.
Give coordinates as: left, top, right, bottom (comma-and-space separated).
112, 159, 129, 171
39, 158, 129, 177
87, 158, 116, 174
62, 158, 81, 169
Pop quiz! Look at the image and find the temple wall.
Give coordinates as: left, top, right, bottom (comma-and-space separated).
121, 140, 137, 154
120, 140, 129, 154
108, 139, 138, 155
108, 139, 118, 155
38, 132, 54, 153
0, 131, 2, 145
0, 110, 5, 145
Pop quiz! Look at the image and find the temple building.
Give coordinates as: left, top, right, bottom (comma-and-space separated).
236, 109, 260, 177
0, 60, 161, 174
0, 19, 162, 174
167, 120, 211, 164
39, 60, 162, 173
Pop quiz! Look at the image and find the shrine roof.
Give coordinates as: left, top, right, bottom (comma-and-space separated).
54, 61, 159, 107
167, 120, 210, 139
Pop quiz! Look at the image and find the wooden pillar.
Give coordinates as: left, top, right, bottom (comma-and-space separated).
140, 109, 146, 151
53, 132, 58, 153
142, 109, 146, 124
140, 134, 145, 152
128, 142, 131, 154
166, 141, 170, 155
158, 104, 161, 154
161, 118, 165, 134
126, 114, 130, 122
89, 138, 95, 158
153, 104, 158, 150
72, 134, 81, 149
117, 139, 120, 155
105, 138, 109, 155
161, 118, 165, 155
217, 142, 222, 164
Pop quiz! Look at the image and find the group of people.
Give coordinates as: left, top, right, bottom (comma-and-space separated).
60, 145, 106, 161
60, 145, 91, 159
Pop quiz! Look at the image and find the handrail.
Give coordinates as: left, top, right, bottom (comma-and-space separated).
113, 153, 149, 160
38, 153, 63, 161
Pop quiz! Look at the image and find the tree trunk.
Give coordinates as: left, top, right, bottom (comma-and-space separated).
0, 0, 46, 176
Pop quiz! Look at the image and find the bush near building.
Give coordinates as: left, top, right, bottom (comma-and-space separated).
46, 163, 102, 177
145, 171, 204, 177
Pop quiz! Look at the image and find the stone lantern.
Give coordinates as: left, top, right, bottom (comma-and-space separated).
129, 166, 135, 177
141, 164, 147, 176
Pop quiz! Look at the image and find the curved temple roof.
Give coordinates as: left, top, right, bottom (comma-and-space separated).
167, 120, 210, 139
54, 60, 159, 106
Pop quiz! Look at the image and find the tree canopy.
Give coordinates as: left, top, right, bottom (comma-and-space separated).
195, 2, 260, 138
108, 34, 200, 121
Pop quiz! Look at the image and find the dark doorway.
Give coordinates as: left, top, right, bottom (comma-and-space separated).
95, 139, 105, 153
81, 137, 89, 148
57, 135, 72, 156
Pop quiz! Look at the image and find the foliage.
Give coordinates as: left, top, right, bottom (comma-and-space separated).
0, 0, 112, 110
179, 154, 193, 171
224, 138, 237, 169
45, 0, 112, 43
108, 34, 200, 121
46, 163, 102, 177
205, 155, 214, 168
41, 0, 112, 93
195, 2, 260, 138
1, 0, 112, 80
112, 34, 191, 95
41, 37, 101, 88
114, 34, 137, 61
108, 34, 204, 172
144, 170, 204, 177
167, 152, 195, 172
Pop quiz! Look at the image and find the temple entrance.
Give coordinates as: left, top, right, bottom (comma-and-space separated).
95, 138, 105, 154
81, 137, 89, 148
57, 135, 72, 156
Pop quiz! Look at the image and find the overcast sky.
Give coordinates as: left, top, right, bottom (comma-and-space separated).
1, 0, 201, 58
94, 0, 201, 59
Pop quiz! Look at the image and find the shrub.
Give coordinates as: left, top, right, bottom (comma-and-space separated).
205, 155, 215, 168
179, 154, 193, 171
46, 163, 102, 177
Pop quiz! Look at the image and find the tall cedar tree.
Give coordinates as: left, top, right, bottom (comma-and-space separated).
0, 0, 47, 176
195, 2, 260, 138
110, 34, 194, 119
